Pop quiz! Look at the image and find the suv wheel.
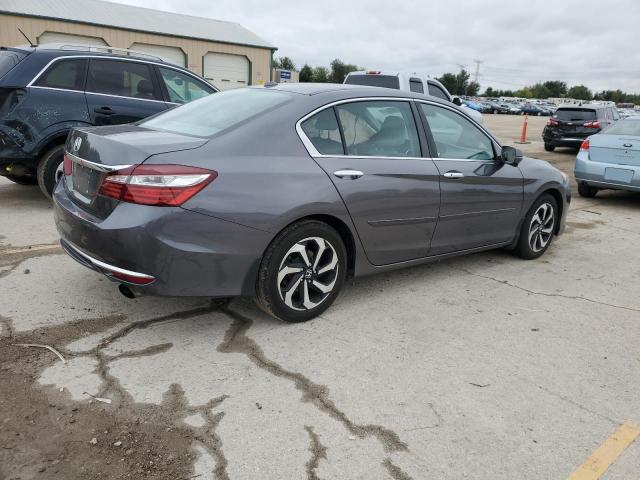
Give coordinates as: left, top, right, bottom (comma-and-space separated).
5, 175, 38, 186
578, 182, 598, 198
544, 143, 555, 152
514, 194, 557, 260
255, 220, 346, 323
37, 145, 65, 200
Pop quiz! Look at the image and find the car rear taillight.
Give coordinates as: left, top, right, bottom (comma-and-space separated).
63, 153, 73, 176
366, 70, 381, 75
584, 121, 601, 129
98, 164, 217, 206
580, 139, 590, 151
547, 118, 558, 126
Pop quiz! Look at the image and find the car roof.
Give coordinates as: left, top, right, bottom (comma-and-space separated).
556, 104, 608, 110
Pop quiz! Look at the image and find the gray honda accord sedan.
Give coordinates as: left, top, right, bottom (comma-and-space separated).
53, 83, 570, 322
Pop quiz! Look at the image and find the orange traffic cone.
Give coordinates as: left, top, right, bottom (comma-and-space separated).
515, 114, 531, 144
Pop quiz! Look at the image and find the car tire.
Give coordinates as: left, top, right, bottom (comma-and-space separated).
578, 182, 598, 198
544, 143, 555, 152
514, 194, 558, 260
5, 174, 38, 186
255, 220, 347, 323
37, 144, 65, 200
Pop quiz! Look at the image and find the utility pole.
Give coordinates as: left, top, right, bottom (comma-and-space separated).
456, 63, 467, 72
472, 59, 483, 83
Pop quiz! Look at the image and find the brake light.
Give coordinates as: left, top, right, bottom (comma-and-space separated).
98, 164, 217, 206
584, 121, 601, 129
63, 153, 73, 176
547, 118, 558, 126
366, 71, 381, 75
580, 139, 590, 151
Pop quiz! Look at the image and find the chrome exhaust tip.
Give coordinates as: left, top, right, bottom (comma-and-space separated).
118, 284, 138, 299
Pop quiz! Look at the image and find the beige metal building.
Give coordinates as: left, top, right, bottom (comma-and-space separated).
0, 0, 276, 89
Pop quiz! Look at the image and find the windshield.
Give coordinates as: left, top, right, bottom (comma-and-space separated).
0, 50, 27, 79
603, 118, 640, 136
140, 88, 290, 137
554, 108, 597, 122
344, 75, 400, 89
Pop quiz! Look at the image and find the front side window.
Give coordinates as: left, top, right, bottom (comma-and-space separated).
428, 84, 450, 101
420, 103, 495, 160
158, 67, 214, 104
35, 59, 87, 91
335, 101, 420, 157
300, 108, 344, 155
140, 88, 290, 137
409, 79, 424, 94
87, 59, 160, 100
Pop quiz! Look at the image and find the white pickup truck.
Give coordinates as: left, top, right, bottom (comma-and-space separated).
344, 70, 484, 124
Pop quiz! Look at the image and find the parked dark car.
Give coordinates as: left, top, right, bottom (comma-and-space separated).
542, 104, 619, 151
485, 101, 510, 114
0, 44, 216, 198
54, 83, 570, 323
519, 103, 551, 116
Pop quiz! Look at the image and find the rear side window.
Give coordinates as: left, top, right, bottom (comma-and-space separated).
335, 101, 420, 157
554, 109, 597, 122
409, 78, 424, 94
87, 59, 161, 100
158, 67, 214, 104
35, 59, 87, 91
0, 50, 26, 79
603, 119, 640, 136
428, 84, 450, 101
300, 108, 344, 155
344, 75, 400, 89
140, 88, 290, 137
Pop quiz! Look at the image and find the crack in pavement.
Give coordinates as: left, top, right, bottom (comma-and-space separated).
218, 307, 408, 453
404, 403, 442, 432
382, 458, 414, 480
461, 269, 640, 314
105, 342, 174, 362
304, 426, 327, 480
535, 384, 617, 425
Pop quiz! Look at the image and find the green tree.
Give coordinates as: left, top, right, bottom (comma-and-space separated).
483, 86, 497, 97
299, 64, 313, 82
274, 56, 296, 71
312, 66, 329, 83
542, 80, 567, 97
436, 69, 473, 96
530, 83, 552, 99
437, 73, 458, 94
567, 85, 593, 100
328, 59, 359, 83
466, 81, 480, 96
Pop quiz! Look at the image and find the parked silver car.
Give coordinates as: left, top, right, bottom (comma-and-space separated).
54, 83, 570, 322
575, 116, 640, 197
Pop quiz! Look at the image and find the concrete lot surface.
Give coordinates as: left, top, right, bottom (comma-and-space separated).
1, 114, 639, 479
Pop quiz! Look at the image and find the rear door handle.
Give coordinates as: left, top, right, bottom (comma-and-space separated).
443, 171, 464, 179
333, 169, 363, 179
94, 106, 115, 115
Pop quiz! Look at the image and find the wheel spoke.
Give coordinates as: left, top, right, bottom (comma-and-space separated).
312, 238, 327, 270
317, 254, 338, 275
312, 277, 336, 294
278, 266, 303, 286
290, 243, 312, 267
283, 275, 303, 308
302, 281, 319, 310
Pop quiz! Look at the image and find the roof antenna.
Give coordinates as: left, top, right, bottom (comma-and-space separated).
17, 27, 36, 47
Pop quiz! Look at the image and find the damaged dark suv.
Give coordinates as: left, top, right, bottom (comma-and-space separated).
0, 44, 216, 198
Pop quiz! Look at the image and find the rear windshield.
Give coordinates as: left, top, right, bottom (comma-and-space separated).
344, 74, 400, 89
603, 118, 640, 136
554, 108, 597, 122
140, 88, 290, 137
0, 49, 27, 79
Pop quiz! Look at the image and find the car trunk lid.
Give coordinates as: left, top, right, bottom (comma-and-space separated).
588, 135, 640, 167
63, 125, 207, 217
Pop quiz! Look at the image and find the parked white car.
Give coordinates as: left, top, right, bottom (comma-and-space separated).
344, 70, 484, 124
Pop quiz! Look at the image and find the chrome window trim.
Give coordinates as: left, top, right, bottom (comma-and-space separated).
65, 151, 132, 173
30, 85, 177, 104
295, 96, 502, 160
27, 54, 216, 95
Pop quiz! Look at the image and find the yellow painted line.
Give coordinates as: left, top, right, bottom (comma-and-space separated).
0, 243, 60, 256
567, 422, 640, 480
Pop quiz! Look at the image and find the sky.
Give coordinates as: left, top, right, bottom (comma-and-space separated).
114, 0, 640, 94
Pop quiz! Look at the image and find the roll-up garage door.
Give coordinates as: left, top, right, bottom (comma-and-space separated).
203, 52, 249, 90
38, 32, 108, 46
130, 43, 186, 67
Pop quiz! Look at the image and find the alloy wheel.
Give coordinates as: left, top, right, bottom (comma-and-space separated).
528, 203, 555, 253
277, 237, 339, 311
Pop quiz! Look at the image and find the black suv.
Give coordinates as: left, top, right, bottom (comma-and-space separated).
542, 104, 619, 152
0, 44, 216, 198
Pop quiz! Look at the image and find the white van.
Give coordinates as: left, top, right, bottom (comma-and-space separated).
344, 70, 484, 124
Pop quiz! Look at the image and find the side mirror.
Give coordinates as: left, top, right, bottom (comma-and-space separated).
501, 146, 523, 166
452, 97, 462, 106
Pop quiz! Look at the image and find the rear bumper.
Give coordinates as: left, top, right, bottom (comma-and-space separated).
575, 151, 640, 192
543, 128, 593, 147
53, 181, 271, 297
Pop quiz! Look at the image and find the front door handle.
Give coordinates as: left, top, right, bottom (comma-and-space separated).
443, 171, 464, 179
94, 106, 115, 115
333, 169, 364, 179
